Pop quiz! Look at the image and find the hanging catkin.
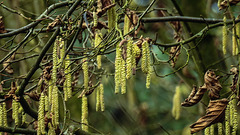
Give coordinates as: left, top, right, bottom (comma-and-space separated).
38, 93, 45, 135
64, 54, 72, 101
232, 28, 238, 55
204, 127, 210, 135
126, 39, 133, 79
172, 85, 181, 120
124, 11, 130, 35
81, 95, 88, 132
222, 16, 227, 55
115, 44, 121, 94
217, 123, 223, 135
210, 124, 214, 135
0, 105, 2, 127
120, 59, 126, 94
96, 86, 100, 111
12, 99, 19, 126
82, 58, 89, 91
107, 0, 116, 32
52, 37, 59, 128
2, 103, 7, 127
99, 83, 105, 111
95, 31, 103, 69
141, 40, 148, 73
225, 104, 230, 135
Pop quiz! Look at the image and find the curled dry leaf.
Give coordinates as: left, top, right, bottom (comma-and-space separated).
181, 85, 207, 107
182, 70, 222, 106
3, 53, 15, 74
190, 98, 229, 134
0, 16, 7, 33
204, 70, 222, 100
219, 0, 240, 10
46, 16, 61, 32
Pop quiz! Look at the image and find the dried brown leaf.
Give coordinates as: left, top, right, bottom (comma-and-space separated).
3, 53, 15, 74
204, 70, 222, 100
0, 16, 7, 34
219, 0, 240, 10
46, 16, 61, 32
181, 85, 207, 107
190, 98, 229, 134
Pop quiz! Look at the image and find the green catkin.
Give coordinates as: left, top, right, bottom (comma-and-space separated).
107, 0, 116, 32
44, 94, 49, 111
232, 28, 238, 55
48, 123, 56, 135
145, 40, 151, 89
12, 100, 19, 126
171, 85, 181, 120
81, 95, 88, 132
66, 55, 72, 99
95, 31, 102, 69
64, 55, 72, 101
93, 11, 98, 27
99, 83, 105, 111
0, 105, 3, 127
3, 103, 7, 127
38, 93, 45, 135
123, 12, 130, 35
236, 20, 240, 54
96, 86, 100, 111
210, 124, 214, 135
231, 98, 238, 135
82, 58, 89, 91
204, 127, 210, 135
126, 40, 133, 79
120, 59, 126, 94
115, 44, 121, 94
222, 16, 227, 55
18, 106, 25, 125
229, 98, 234, 126
225, 104, 230, 135
52, 37, 59, 128
60, 39, 65, 66
141, 41, 147, 73
48, 80, 53, 110
146, 67, 152, 89
217, 123, 223, 135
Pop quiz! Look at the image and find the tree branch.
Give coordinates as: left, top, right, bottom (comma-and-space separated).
0, 126, 36, 134
0, 1, 72, 38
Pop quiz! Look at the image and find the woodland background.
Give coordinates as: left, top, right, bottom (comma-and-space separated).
0, 0, 239, 135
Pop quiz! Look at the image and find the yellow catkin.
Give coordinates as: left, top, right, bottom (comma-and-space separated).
12, 99, 19, 126
210, 124, 214, 135
222, 16, 227, 55
2, 103, 7, 127
82, 58, 89, 91
232, 28, 237, 55
217, 123, 223, 135
146, 67, 152, 89
81, 95, 88, 132
38, 93, 45, 135
126, 40, 133, 79
231, 98, 238, 135
204, 127, 210, 135
52, 37, 59, 128
0, 105, 3, 127
66, 55, 72, 99
141, 41, 147, 73
48, 80, 53, 110
99, 83, 105, 111
172, 85, 181, 120
145, 40, 151, 89
107, 0, 116, 32
121, 59, 126, 94
225, 104, 230, 135
93, 11, 98, 27
236, 20, 240, 55
95, 31, 102, 69
18, 106, 25, 125
60, 39, 65, 67
64, 55, 72, 101
123, 12, 130, 35
96, 86, 100, 111
44, 94, 49, 112
48, 123, 56, 135
115, 45, 121, 94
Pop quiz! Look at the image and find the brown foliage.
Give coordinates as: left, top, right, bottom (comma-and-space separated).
219, 0, 240, 10
190, 98, 229, 134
